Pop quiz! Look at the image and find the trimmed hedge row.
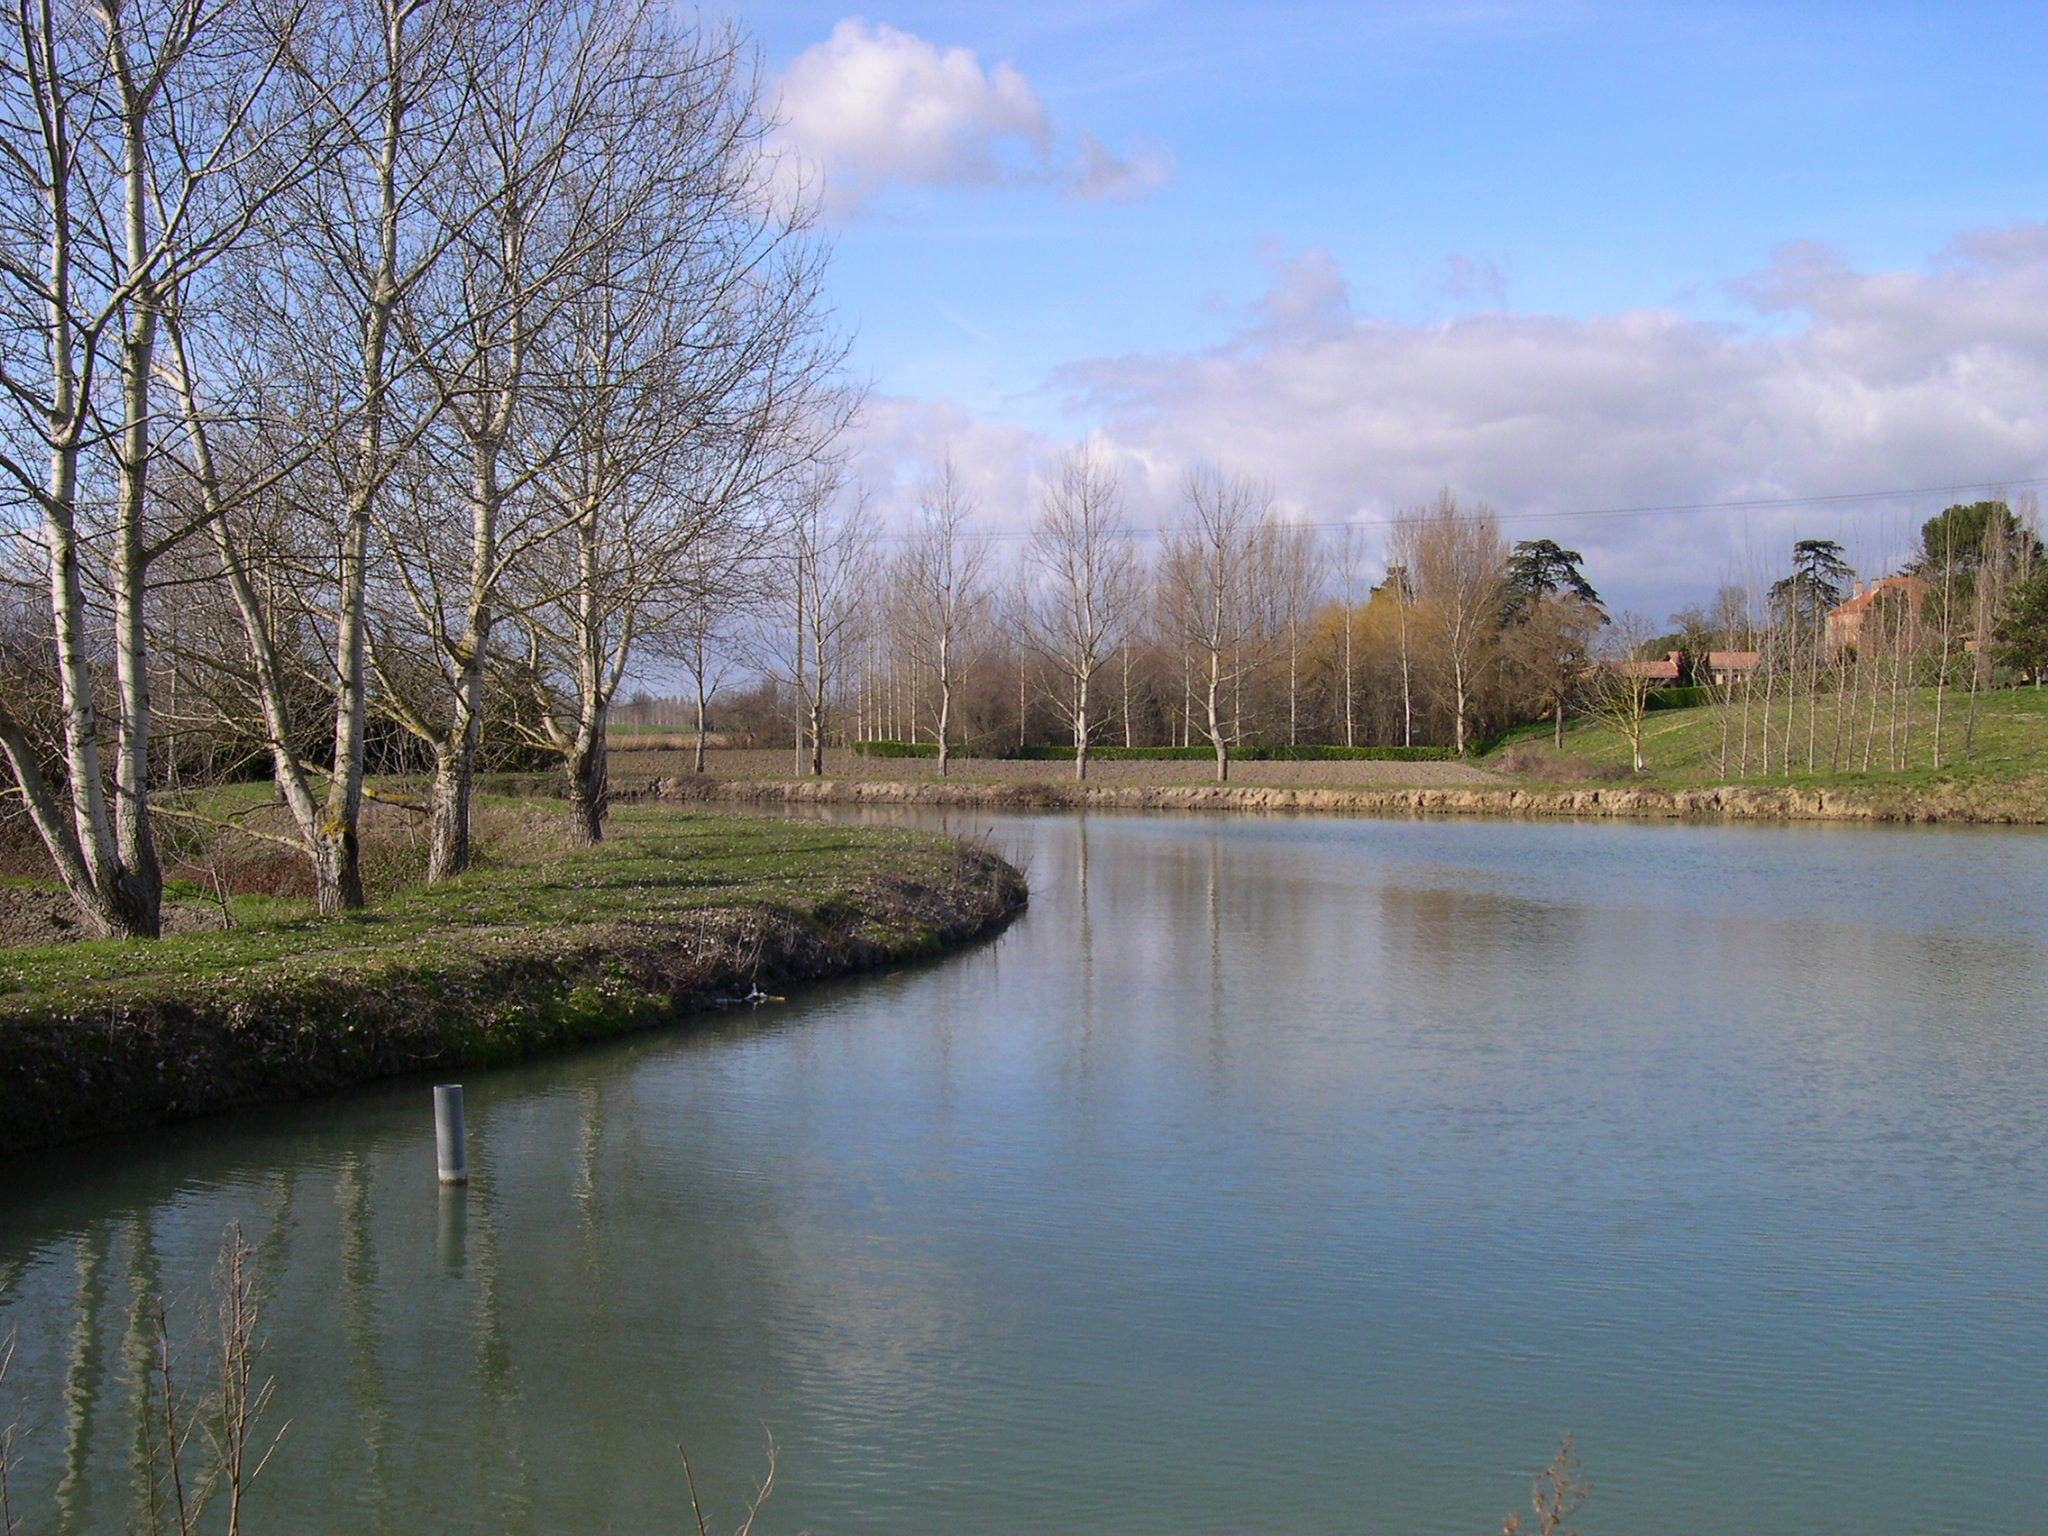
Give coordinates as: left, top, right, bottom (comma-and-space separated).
993, 743, 1458, 763
854, 739, 941, 758
1645, 685, 1713, 711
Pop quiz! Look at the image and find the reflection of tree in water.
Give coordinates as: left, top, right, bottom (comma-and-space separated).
56, 1227, 107, 1535
1374, 883, 1586, 997
335, 1155, 398, 1532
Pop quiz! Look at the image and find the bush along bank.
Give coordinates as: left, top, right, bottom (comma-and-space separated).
0, 813, 1026, 1157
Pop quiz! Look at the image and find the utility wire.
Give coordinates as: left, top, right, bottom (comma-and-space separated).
929, 473, 2048, 540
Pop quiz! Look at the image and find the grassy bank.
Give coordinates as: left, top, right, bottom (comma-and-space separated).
0, 805, 1026, 1157
610, 686, 2048, 824
1498, 682, 2048, 821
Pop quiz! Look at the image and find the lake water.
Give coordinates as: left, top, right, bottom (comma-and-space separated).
2, 810, 2046, 1535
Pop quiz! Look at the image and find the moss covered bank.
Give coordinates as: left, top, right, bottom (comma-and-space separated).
0, 809, 1026, 1157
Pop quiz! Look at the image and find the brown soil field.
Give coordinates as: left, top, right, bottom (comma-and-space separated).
610, 746, 1503, 788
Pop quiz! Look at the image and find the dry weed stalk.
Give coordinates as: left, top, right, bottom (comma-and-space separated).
137, 1226, 288, 1536
0, 1330, 21, 1536
678, 1430, 777, 1536
1502, 1432, 1590, 1536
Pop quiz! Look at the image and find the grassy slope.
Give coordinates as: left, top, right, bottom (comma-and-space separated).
0, 804, 1026, 1154
3, 805, 974, 1001
1505, 683, 2048, 816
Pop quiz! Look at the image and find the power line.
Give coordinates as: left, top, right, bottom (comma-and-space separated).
941, 472, 2048, 540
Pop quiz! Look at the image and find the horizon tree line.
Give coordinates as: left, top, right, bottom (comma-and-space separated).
704, 473, 2048, 788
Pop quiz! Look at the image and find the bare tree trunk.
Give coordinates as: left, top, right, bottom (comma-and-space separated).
1964, 581, 1987, 761
113, 294, 164, 938
1121, 642, 1133, 749
694, 668, 709, 773
1718, 671, 1733, 776
1760, 638, 1775, 774
791, 564, 806, 775
1398, 590, 1413, 748
1205, 650, 1228, 782
1073, 670, 1090, 781
1343, 605, 1356, 747
1288, 626, 1299, 746
936, 625, 952, 776
1835, 647, 1851, 770
1887, 629, 1903, 769
1739, 664, 1754, 776
314, 0, 431, 914
566, 725, 607, 843
1181, 654, 1192, 747
1810, 626, 1826, 774
426, 443, 503, 882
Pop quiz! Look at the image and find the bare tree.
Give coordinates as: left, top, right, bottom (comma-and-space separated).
199, 0, 479, 913
371, 0, 675, 879
1393, 492, 1507, 756
513, 16, 839, 839
1273, 518, 1324, 746
779, 470, 873, 775
892, 457, 989, 775
1160, 465, 1270, 782
668, 542, 758, 773
1384, 562, 1415, 746
1506, 594, 1603, 749
1026, 445, 1135, 781
0, 0, 324, 934
1589, 611, 1659, 773
1333, 523, 1363, 746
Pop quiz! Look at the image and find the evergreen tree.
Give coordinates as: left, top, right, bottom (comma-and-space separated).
1501, 539, 1602, 622
1992, 565, 2048, 682
1769, 539, 1854, 632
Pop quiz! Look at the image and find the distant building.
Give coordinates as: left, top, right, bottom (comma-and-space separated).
1605, 649, 1684, 684
1825, 575, 1931, 650
1706, 650, 1759, 685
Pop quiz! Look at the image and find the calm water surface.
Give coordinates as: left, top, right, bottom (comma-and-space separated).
2, 811, 2046, 1535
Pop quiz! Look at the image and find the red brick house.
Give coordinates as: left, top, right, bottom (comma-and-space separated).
1825, 575, 1931, 650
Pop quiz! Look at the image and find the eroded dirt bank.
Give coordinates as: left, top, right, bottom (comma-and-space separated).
637, 774, 2048, 825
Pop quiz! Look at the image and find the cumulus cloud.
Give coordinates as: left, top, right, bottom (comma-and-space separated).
772, 19, 1174, 217
1017, 231, 2048, 606
844, 396, 1052, 531
831, 230, 2048, 615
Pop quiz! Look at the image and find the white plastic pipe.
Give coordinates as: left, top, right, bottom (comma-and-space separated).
433, 1084, 468, 1185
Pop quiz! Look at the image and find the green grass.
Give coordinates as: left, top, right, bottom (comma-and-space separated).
1505, 683, 2048, 809
0, 800, 1025, 1154
0, 802, 989, 1009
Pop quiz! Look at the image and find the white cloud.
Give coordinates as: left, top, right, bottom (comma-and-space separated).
1031, 229, 2048, 606
772, 19, 1174, 217
841, 228, 2048, 614
845, 396, 1051, 531
1066, 129, 1177, 205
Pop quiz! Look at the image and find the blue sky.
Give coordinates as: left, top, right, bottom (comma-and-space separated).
732, 1, 2048, 613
